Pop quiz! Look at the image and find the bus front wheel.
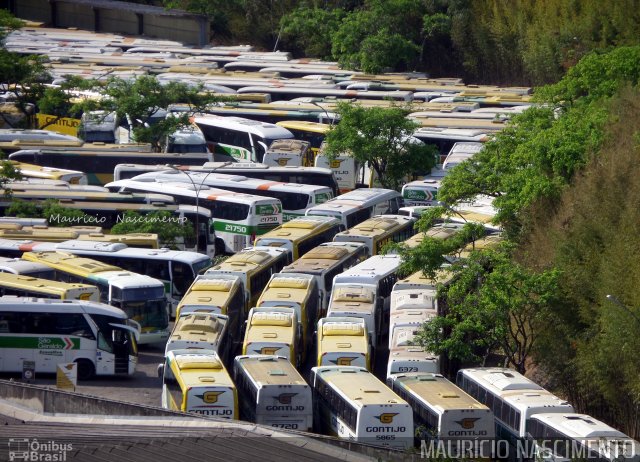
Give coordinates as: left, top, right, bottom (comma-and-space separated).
76, 359, 95, 380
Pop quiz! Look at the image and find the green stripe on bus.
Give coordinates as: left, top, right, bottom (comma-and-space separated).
0, 337, 80, 349
283, 213, 304, 222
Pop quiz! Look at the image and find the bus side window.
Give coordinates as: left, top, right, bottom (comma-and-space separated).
56, 313, 95, 339
97, 331, 113, 352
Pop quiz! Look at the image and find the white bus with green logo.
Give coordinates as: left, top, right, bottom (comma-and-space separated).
105, 178, 283, 254
130, 169, 333, 222
193, 115, 294, 163
0, 296, 139, 380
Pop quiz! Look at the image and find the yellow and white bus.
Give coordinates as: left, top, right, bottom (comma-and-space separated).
333, 215, 415, 256
401, 177, 443, 207
401, 222, 468, 250
164, 311, 232, 366
204, 247, 291, 313
160, 349, 237, 419
21, 251, 169, 345
0, 297, 138, 380
389, 372, 495, 456
316, 317, 370, 370
233, 355, 313, 431
281, 241, 368, 314
262, 139, 314, 168
242, 307, 300, 367
175, 274, 245, 340
253, 215, 345, 261
8, 160, 87, 185
311, 365, 413, 449
256, 272, 319, 363
275, 120, 330, 159
0, 272, 99, 302
326, 284, 381, 350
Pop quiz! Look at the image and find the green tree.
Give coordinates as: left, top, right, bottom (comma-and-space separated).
110, 211, 194, 249
279, 6, 346, 58
80, 75, 221, 152
5, 199, 40, 218
322, 102, 438, 191
41, 199, 90, 227
412, 247, 559, 374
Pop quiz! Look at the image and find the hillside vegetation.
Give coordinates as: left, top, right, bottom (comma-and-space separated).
163, 0, 640, 85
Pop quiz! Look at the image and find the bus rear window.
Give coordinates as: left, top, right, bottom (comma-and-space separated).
116, 286, 165, 301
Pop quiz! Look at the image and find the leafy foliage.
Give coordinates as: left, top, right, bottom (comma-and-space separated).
78, 75, 221, 151
322, 102, 438, 190
110, 211, 194, 249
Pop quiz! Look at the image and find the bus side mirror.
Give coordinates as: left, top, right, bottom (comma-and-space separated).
157, 363, 164, 379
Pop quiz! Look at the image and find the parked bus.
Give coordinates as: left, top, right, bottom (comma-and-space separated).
5, 188, 175, 206
236, 86, 414, 103
311, 365, 413, 449
193, 115, 294, 162
326, 282, 384, 350
165, 311, 233, 367
332, 254, 403, 316
106, 178, 282, 254
316, 317, 371, 370
21, 251, 169, 345
0, 129, 83, 154
262, 139, 313, 168
314, 152, 359, 193
175, 274, 244, 339
256, 272, 319, 361
113, 162, 340, 197
280, 241, 368, 314
78, 110, 119, 143
333, 215, 415, 256
441, 142, 483, 172
254, 216, 344, 261
387, 323, 440, 379
204, 247, 291, 313
388, 373, 495, 455
0, 272, 99, 302
9, 149, 213, 185
9, 160, 87, 185
0, 296, 138, 379
160, 349, 237, 418
401, 222, 468, 250
242, 307, 300, 367
0, 256, 55, 279
4, 240, 212, 319
401, 178, 443, 207
135, 169, 333, 223
275, 121, 330, 158
305, 188, 403, 228
526, 413, 640, 462
412, 128, 491, 162
456, 367, 574, 451
233, 355, 313, 431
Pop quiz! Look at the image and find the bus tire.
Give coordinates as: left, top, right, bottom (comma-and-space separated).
76, 359, 95, 380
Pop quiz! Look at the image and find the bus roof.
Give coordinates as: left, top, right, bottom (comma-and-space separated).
208, 249, 283, 276
530, 413, 631, 439
169, 312, 228, 345
318, 317, 369, 351
193, 115, 295, 139
335, 215, 413, 240
245, 308, 297, 345
256, 216, 340, 242
313, 366, 407, 408
282, 242, 365, 274
178, 274, 242, 310
276, 120, 331, 134
458, 367, 544, 392
333, 255, 402, 284
0, 256, 53, 276
0, 272, 98, 295
0, 295, 127, 319
258, 273, 315, 307
167, 349, 234, 389
391, 373, 489, 412
234, 355, 308, 387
